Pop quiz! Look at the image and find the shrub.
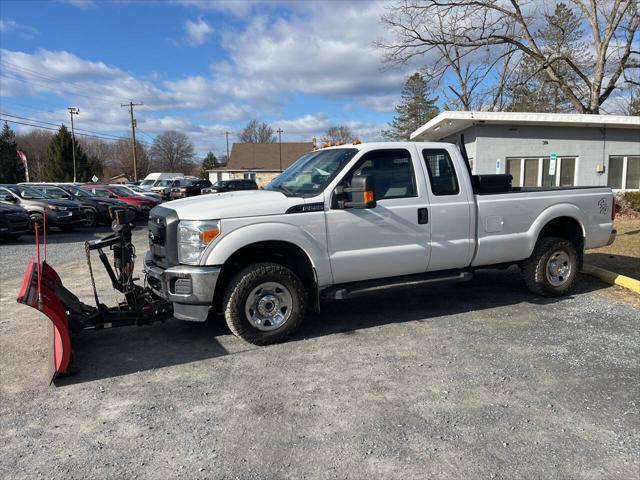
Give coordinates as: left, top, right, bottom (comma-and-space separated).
623, 191, 640, 213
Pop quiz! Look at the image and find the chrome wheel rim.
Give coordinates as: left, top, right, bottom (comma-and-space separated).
546, 250, 572, 286
244, 281, 293, 331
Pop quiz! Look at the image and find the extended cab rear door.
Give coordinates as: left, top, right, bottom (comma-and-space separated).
417, 145, 475, 271
325, 146, 432, 284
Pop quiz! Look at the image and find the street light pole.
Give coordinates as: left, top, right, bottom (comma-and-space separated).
225, 131, 230, 163
67, 107, 79, 182
276, 128, 283, 171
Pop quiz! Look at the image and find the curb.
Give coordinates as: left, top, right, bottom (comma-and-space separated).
582, 264, 640, 294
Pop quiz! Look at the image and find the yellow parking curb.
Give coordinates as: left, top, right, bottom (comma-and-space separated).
582, 264, 640, 294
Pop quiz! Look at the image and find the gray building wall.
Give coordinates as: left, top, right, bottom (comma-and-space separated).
441, 124, 639, 186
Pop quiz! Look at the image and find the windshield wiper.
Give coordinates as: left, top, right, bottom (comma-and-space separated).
270, 185, 296, 196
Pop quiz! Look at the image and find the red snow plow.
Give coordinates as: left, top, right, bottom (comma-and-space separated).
17, 209, 173, 384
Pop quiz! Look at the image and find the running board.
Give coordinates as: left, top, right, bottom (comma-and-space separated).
323, 270, 473, 300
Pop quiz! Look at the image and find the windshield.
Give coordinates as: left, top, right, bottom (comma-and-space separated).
8, 185, 48, 199
38, 186, 72, 200
212, 181, 228, 187
66, 186, 94, 198
155, 180, 174, 187
140, 180, 155, 187
265, 149, 358, 197
110, 186, 134, 197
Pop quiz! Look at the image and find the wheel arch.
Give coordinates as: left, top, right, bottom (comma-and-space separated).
528, 205, 586, 266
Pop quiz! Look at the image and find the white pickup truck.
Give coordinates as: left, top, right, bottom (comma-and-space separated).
144, 141, 616, 344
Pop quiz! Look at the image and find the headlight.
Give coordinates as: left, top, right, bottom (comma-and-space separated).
177, 220, 221, 265
50, 206, 68, 211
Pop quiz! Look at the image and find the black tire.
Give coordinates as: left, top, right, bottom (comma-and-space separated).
223, 262, 307, 345
82, 210, 97, 227
522, 236, 577, 297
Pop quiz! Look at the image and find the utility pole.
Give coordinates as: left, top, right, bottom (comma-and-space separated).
225, 131, 230, 163
121, 101, 143, 182
67, 107, 79, 182
276, 128, 283, 171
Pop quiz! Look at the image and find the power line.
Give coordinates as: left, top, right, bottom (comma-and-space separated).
0, 112, 125, 140
0, 117, 129, 142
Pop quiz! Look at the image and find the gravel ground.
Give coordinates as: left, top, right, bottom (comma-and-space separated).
0, 227, 639, 479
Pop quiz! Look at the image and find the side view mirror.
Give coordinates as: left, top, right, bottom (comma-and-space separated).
1, 194, 16, 202
334, 175, 376, 209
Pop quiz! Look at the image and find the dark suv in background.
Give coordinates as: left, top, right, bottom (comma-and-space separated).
0, 202, 31, 240
0, 184, 86, 232
169, 178, 212, 199
201, 179, 258, 194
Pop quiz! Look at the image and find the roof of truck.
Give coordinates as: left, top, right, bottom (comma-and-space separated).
411, 110, 640, 141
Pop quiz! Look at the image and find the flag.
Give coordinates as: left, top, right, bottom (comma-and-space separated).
17, 150, 30, 182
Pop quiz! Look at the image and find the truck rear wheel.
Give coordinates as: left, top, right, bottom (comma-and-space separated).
223, 262, 306, 345
522, 236, 577, 297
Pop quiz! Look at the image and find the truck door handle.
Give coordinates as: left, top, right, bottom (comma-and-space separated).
418, 208, 429, 224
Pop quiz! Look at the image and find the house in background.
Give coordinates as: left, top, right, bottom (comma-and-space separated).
108, 173, 130, 184
411, 111, 640, 190
207, 142, 314, 186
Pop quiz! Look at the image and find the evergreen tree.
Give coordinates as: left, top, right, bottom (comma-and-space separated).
0, 122, 25, 183
41, 125, 100, 181
383, 72, 439, 141
200, 151, 218, 178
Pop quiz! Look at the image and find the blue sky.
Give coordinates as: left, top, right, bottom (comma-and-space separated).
0, 0, 414, 156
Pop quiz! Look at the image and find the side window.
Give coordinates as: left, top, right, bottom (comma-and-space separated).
346, 149, 417, 200
422, 149, 460, 196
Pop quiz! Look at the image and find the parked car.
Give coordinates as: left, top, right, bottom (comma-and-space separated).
116, 184, 163, 203
56, 184, 138, 223
0, 184, 86, 232
201, 179, 258, 194
26, 184, 100, 227
82, 184, 159, 218
169, 179, 212, 199
0, 202, 31, 240
149, 178, 187, 200
139, 172, 184, 191
144, 141, 616, 346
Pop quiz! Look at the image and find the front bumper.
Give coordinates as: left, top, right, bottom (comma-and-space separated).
143, 251, 220, 322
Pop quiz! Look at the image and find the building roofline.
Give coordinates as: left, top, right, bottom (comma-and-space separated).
410, 111, 640, 141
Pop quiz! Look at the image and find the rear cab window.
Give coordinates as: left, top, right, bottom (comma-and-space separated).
422, 149, 460, 196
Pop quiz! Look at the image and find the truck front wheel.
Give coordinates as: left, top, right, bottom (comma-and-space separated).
522, 236, 577, 297
223, 262, 307, 345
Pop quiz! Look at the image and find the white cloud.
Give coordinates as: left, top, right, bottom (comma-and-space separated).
0, 18, 38, 39
184, 16, 213, 46
56, 0, 96, 9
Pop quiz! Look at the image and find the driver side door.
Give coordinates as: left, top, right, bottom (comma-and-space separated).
325, 147, 431, 284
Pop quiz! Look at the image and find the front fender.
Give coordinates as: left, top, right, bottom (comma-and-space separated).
201, 222, 332, 286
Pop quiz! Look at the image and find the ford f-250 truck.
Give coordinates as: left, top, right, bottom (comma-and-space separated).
144, 141, 616, 345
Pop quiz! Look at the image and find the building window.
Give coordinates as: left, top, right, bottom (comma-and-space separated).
243, 172, 256, 181
608, 156, 640, 190
506, 156, 577, 187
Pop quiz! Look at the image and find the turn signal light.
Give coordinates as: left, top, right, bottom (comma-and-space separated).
201, 228, 220, 243
363, 191, 375, 204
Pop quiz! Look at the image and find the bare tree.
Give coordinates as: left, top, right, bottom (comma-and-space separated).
321, 125, 355, 144
379, 0, 639, 114
150, 131, 195, 173
238, 119, 276, 143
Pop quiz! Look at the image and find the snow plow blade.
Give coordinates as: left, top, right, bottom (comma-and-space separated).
15, 209, 173, 385
17, 258, 72, 384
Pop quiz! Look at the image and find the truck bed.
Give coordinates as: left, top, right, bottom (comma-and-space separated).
471, 186, 614, 267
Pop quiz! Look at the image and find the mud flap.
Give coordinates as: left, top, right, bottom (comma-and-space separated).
17, 258, 72, 384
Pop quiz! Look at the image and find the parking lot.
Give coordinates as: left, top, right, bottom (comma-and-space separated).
1, 226, 639, 479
